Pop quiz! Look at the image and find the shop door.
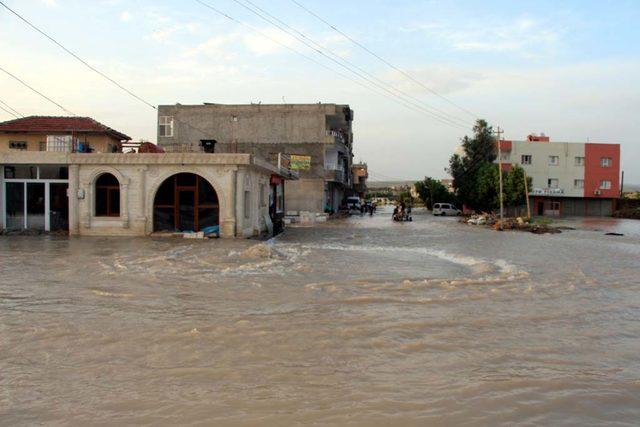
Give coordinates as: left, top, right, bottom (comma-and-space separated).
178, 190, 196, 231
26, 183, 46, 230
49, 183, 69, 231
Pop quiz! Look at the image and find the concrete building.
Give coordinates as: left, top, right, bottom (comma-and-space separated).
352, 162, 368, 199
156, 103, 354, 214
0, 117, 294, 238
497, 134, 621, 216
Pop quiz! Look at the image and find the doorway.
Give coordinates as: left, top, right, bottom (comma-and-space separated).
153, 173, 219, 232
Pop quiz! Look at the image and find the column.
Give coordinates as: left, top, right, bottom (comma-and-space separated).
121, 182, 129, 228
220, 168, 237, 238
136, 167, 147, 233
235, 168, 246, 237
68, 164, 80, 235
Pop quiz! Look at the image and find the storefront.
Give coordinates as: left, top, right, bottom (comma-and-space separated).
2, 165, 69, 232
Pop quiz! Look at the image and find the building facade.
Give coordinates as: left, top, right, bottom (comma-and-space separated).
498, 134, 620, 216
0, 152, 289, 238
156, 103, 354, 214
0, 116, 130, 153
0, 116, 294, 238
351, 162, 368, 199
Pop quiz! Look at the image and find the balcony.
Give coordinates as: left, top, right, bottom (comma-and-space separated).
324, 168, 349, 184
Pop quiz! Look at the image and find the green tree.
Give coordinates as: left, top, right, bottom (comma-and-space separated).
414, 177, 455, 210
448, 119, 497, 211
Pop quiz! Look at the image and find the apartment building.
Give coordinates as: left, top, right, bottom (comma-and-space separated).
498, 134, 620, 216
156, 103, 354, 214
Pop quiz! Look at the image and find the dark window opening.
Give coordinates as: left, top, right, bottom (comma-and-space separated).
153, 173, 219, 232
95, 173, 120, 217
200, 139, 217, 153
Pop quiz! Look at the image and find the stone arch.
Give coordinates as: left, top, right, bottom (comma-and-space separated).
148, 170, 224, 233
83, 167, 129, 221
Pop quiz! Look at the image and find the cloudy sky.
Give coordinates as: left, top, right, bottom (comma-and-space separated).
1, 0, 639, 182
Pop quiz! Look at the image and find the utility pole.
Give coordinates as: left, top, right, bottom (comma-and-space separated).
524, 169, 531, 219
495, 127, 504, 230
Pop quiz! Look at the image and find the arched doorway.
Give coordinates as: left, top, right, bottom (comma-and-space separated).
153, 173, 219, 232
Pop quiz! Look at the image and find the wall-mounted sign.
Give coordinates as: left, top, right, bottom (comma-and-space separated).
290, 155, 311, 170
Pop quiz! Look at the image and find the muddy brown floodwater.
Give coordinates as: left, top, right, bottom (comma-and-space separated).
1, 207, 640, 426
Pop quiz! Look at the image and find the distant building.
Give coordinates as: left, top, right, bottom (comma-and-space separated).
156, 103, 354, 214
496, 134, 620, 216
351, 162, 368, 198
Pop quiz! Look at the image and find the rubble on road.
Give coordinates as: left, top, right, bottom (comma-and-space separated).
461, 214, 562, 234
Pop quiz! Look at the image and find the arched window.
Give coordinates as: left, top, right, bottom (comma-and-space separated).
95, 173, 120, 217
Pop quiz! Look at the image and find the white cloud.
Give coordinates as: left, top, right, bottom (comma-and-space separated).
182, 34, 238, 60
147, 22, 201, 43
243, 27, 298, 55
120, 11, 132, 22
411, 17, 560, 57
41, 0, 58, 7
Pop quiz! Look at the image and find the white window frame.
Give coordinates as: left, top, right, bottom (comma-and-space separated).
159, 116, 174, 137
521, 155, 532, 165
575, 156, 585, 166
600, 180, 611, 190
548, 178, 559, 189
548, 155, 559, 166
600, 157, 612, 168
574, 179, 584, 189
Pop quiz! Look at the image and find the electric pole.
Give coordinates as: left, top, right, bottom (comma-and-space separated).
495, 127, 504, 230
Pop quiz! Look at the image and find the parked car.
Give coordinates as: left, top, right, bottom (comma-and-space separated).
346, 196, 362, 211
433, 203, 461, 216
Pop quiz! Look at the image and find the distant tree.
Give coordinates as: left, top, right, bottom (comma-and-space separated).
414, 177, 455, 210
474, 164, 533, 212
448, 119, 497, 211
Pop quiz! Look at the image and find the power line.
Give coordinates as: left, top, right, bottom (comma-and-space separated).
0, 0, 156, 110
0, 103, 19, 119
194, 0, 465, 130
0, 98, 22, 117
289, 0, 478, 120
224, 0, 470, 131
233, 0, 471, 129
0, 65, 75, 115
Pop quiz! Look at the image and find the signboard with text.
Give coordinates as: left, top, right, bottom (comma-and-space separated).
290, 155, 311, 170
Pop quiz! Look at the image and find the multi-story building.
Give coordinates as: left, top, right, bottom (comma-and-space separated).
351, 162, 368, 199
156, 103, 354, 214
498, 134, 620, 216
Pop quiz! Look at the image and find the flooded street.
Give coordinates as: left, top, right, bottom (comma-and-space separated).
2, 207, 640, 426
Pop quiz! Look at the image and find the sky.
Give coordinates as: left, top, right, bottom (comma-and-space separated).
0, 0, 639, 183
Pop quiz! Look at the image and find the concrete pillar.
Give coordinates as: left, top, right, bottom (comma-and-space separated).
220, 168, 237, 238
121, 182, 129, 228
137, 167, 147, 233
68, 164, 80, 235
235, 168, 246, 237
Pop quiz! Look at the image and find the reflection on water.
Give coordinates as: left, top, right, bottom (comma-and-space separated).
1, 207, 640, 426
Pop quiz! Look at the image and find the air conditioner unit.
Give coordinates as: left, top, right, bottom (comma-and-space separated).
594, 190, 601, 196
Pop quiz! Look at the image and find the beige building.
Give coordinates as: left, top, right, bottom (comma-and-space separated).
0, 116, 296, 237
0, 116, 129, 153
0, 151, 290, 238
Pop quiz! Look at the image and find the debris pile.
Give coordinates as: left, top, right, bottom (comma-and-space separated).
461, 214, 561, 234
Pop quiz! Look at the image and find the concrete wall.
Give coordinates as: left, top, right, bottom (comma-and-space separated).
157, 103, 352, 150
286, 178, 325, 213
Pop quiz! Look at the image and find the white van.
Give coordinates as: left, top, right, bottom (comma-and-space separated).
346, 196, 362, 211
433, 203, 461, 216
